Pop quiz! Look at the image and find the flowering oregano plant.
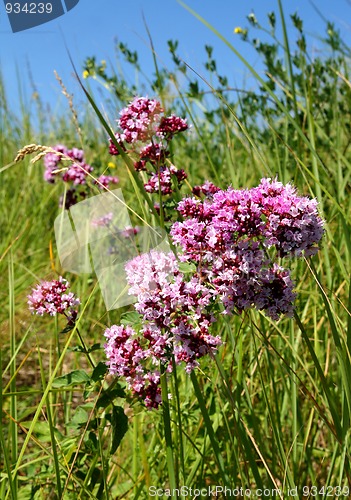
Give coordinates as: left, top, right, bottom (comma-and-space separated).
109, 96, 188, 213
104, 177, 324, 409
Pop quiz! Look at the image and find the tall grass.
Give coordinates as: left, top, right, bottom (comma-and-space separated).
1, 4, 351, 498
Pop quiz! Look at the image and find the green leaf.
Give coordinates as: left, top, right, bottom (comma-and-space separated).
88, 343, 102, 353
91, 362, 108, 383
20, 422, 64, 442
110, 406, 128, 454
69, 343, 102, 353
52, 370, 90, 388
84, 431, 98, 452
96, 387, 126, 409
120, 311, 142, 326
178, 261, 197, 274
60, 323, 75, 334
70, 407, 89, 426
84, 363, 108, 399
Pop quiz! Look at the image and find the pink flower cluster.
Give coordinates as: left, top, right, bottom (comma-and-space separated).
43, 145, 119, 209
118, 97, 163, 144
192, 180, 220, 198
44, 145, 92, 185
157, 115, 189, 139
104, 325, 162, 409
109, 97, 188, 202
112, 97, 188, 145
144, 166, 187, 195
171, 178, 324, 319
104, 251, 222, 409
28, 277, 80, 323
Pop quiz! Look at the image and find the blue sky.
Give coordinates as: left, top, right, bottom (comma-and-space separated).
1, 0, 351, 116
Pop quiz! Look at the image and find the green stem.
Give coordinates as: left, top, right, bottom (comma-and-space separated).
190, 370, 230, 486
160, 364, 177, 495
8, 252, 17, 499
171, 358, 185, 484
0, 349, 16, 500
37, 344, 63, 499
71, 322, 96, 369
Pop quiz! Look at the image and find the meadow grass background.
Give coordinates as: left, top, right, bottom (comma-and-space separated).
1, 4, 351, 498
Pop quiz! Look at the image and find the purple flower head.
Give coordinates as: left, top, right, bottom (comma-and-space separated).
125, 251, 221, 367
28, 277, 80, 323
139, 142, 169, 164
174, 179, 324, 262
104, 249, 223, 408
171, 178, 324, 319
157, 115, 188, 140
62, 162, 93, 185
53, 144, 69, 155
104, 324, 144, 377
43, 145, 68, 183
144, 166, 187, 195
104, 324, 162, 408
118, 97, 163, 144
43, 145, 93, 187
192, 181, 220, 198
125, 250, 179, 298
144, 168, 173, 195
44, 165, 58, 184
67, 147, 85, 162
253, 264, 296, 320
251, 178, 325, 257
